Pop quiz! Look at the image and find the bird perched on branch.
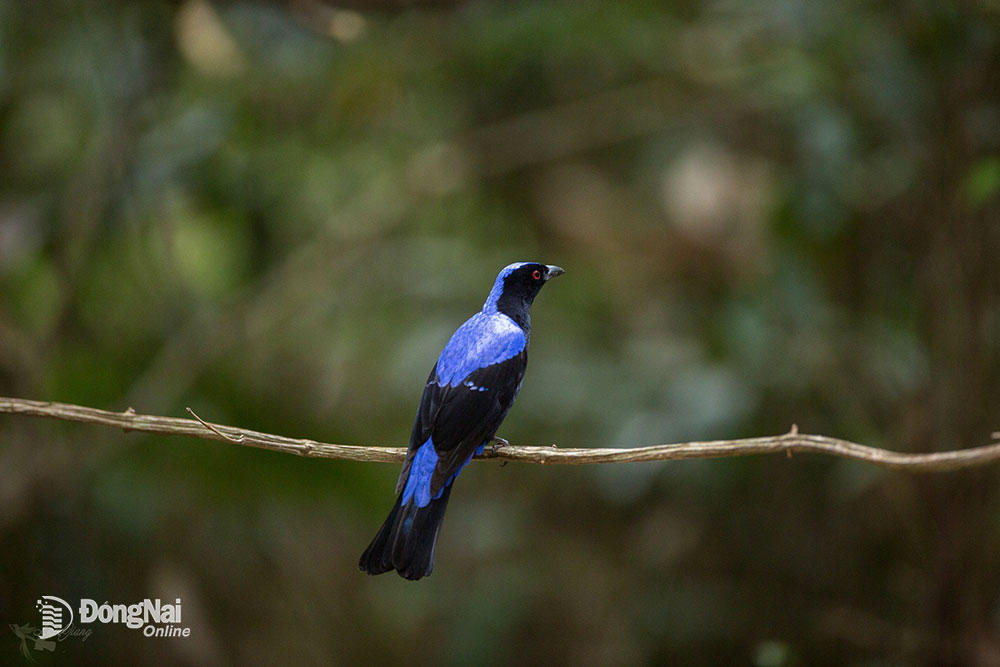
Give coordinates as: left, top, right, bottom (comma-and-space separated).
359, 262, 565, 580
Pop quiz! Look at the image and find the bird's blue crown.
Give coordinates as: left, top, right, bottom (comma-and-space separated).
482, 262, 531, 313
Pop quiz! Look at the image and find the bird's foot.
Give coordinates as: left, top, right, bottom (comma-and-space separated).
491, 436, 510, 455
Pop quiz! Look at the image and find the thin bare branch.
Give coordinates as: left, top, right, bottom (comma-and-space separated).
2, 396, 999, 473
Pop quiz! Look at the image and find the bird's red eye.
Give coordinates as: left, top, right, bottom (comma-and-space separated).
532, 269, 542, 280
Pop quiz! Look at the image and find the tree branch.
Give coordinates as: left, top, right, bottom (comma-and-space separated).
2, 396, 999, 472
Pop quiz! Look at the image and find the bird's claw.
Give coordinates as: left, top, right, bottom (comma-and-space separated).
491, 437, 510, 455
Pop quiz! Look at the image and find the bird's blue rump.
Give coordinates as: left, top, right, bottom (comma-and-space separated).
401, 438, 445, 507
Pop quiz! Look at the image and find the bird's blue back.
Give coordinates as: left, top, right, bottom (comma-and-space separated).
434, 311, 526, 388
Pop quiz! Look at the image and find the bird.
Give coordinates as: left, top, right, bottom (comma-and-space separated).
359, 261, 565, 580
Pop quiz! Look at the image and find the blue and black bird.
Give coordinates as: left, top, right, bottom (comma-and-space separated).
359, 262, 565, 580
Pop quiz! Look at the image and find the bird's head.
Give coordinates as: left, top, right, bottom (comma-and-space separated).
484, 262, 565, 323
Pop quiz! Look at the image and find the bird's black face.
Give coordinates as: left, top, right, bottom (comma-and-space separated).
495, 263, 565, 326
505, 262, 564, 297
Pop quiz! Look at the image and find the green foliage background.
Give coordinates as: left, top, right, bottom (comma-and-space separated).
1, 0, 999, 664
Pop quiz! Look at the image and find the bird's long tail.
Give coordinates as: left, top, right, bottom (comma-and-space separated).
358, 484, 454, 580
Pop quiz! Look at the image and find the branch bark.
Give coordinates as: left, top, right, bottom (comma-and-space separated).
2, 396, 999, 472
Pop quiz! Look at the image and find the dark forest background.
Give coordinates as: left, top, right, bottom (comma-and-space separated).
1, 1, 999, 664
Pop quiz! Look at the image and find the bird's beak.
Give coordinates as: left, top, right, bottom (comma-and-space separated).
545, 265, 566, 280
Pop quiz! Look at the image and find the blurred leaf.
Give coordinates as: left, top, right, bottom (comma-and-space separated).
172, 205, 251, 297
2, 252, 60, 335
962, 156, 1000, 208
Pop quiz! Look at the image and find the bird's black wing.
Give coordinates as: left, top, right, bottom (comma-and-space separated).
395, 349, 527, 497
